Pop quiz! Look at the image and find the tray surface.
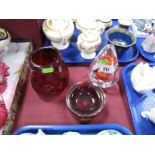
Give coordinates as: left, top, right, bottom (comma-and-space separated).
13, 124, 132, 135
12, 66, 134, 134
122, 62, 155, 134
44, 20, 139, 64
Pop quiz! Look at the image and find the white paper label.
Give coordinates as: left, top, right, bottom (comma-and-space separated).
92, 63, 118, 74
98, 64, 118, 74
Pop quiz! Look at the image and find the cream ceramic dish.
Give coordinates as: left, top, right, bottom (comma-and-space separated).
0, 28, 11, 59
77, 30, 101, 59
96, 19, 112, 28
75, 19, 105, 35
42, 19, 74, 50
97, 129, 122, 135
63, 131, 81, 135
118, 19, 133, 27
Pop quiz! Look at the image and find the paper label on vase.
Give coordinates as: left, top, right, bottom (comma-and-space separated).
98, 64, 117, 74
92, 62, 118, 74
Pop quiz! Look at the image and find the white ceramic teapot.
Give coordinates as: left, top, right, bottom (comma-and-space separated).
42, 19, 74, 50
77, 30, 101, 59
75, 19, 105, 35
0, 28, 11, 59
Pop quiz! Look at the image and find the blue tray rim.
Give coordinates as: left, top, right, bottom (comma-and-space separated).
117, 45, 139, 63
13, 124, 132, 135
140, 50, 155, 62
122, 62, 155, 134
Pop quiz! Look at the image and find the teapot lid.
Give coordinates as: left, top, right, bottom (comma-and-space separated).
45, 19, 69, 31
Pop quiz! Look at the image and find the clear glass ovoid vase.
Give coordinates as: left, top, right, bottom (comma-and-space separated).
88, 44, 119, 88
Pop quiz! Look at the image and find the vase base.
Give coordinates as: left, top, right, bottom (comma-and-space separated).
81, 52, 96, 59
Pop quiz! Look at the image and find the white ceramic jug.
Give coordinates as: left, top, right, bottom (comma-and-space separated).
77, 30, 101, 59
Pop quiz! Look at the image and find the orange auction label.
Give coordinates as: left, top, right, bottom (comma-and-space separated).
93, 59, 118, 74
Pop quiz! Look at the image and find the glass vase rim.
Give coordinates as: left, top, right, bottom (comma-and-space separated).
29, 46, 60, 69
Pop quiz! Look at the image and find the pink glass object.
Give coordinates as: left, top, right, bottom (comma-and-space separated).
88, 44, 119, 88
0, 94, 8, 127
66, 82, 106, 123
0, 62, 9, 94
29, 47, 69, 96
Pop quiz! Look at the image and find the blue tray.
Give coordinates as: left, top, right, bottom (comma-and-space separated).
13, 124, 132, 135
122, 62, 155, 135
43, 20, 139, 64
116, 45, 139, 63
136, 38, 155, 62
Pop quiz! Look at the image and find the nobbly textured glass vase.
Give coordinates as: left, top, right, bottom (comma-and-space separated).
29, 47, 69, 96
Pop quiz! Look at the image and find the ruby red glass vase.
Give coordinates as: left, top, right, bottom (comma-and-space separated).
29, 47, 69, 97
